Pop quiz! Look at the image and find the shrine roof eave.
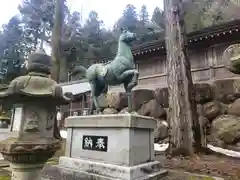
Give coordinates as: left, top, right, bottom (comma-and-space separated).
92, 19, 240, 63
132, 19, 240, 56
60, 79, 91, 96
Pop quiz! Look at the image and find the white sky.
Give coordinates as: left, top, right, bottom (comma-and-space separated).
0, 0, 163, 28
67, 0, 164, 29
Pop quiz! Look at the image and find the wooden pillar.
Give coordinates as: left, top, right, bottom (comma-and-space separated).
207, 47, 216, 82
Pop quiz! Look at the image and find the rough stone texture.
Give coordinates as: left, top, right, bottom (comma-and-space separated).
213, 79, 240, 104
194, 83, 213, 104
203, 101, 222, 121
57, 157, 166, 180
41, 163, 168, 180
98, 79, 240, 150
106, 92, 128, 110
138, 99, 166, 119
98, 94, 109, 108
223, 44, 240, 75
210, 115, 240, 145
105, 89, 155, 111
154, 120, 169, 143
119, 107, 129, 114
227, 98, 240, 116
131, 89, 155, 111
155, 87, 169, 108
10, 163, 43, 180
103, 108, 118, 114
220, 103, 228, 115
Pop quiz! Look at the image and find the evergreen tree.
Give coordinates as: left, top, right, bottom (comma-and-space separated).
114, 4, 138, 31
0, 16, 26, 84
139, 5, 149, 27
151, 7, 165, 29
18, 0, 56, 49
84, 11, 103, 45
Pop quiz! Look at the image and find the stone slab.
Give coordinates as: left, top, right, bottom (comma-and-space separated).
65, 114, 156, 129
65, 114, 156, 166
41, 157, 167, 180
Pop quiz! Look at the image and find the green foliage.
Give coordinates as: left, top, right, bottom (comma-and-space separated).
151, 7, 165, 30
139, 5, 149, 26
184, 0, 240, 32
118, 4, 138, 31
18, 0, 56, 48
0, 16, 26, 84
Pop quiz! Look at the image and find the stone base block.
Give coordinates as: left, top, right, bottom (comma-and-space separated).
11, 163, 44, 180
46, 156, 167, 180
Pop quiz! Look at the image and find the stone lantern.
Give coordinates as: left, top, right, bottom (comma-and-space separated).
0, 49, 72, 180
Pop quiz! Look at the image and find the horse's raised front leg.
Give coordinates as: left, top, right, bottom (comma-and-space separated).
122, 70, 139, 113
90, 82, 102, 114
120, 70, 139, 91
118, 69, 138, 82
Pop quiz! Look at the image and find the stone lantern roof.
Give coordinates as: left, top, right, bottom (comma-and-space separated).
0, 49, 72, 104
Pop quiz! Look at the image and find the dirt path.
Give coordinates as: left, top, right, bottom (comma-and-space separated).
156, 154, 240, 180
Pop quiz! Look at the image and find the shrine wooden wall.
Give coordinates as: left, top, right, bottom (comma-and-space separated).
109, 42, 239, 92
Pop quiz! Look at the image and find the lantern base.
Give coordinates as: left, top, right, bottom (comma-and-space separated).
10, 163, 44, 180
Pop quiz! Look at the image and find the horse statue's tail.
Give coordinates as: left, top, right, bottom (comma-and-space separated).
69, 66, 87, 77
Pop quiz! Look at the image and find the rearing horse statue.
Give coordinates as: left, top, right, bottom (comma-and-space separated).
70, 29, 139, 113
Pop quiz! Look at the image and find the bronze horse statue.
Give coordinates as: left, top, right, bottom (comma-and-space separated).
70, 29, 139, 113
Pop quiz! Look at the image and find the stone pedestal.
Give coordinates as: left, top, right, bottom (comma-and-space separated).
11, 163, 44, 180
55, 114, 167, 180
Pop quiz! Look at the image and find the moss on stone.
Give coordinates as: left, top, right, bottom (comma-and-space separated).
47, 157, 59, 165
0, 176, 10, 180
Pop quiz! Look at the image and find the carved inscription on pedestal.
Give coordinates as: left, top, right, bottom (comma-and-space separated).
82, 135, 108, 152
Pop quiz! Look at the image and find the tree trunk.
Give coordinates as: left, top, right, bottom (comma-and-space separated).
51, 0, 64, 140
59, 57, 68, 82
164, 0, 202, 156
51, 0, 64, 82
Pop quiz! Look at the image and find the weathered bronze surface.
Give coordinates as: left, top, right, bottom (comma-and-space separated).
70, 30, 139, 113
